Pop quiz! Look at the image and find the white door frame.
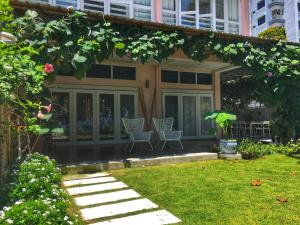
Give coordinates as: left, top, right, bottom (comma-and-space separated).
50, 87, 138, 145
162, 90, 214, 139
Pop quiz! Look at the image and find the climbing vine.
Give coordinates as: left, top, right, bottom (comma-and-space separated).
8, 10, 300, 142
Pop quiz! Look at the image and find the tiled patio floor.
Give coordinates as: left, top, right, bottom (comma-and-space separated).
46, 139, 217, 165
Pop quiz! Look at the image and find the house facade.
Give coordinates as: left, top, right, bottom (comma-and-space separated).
11, 0, 250, 146
250, 0, 300, 42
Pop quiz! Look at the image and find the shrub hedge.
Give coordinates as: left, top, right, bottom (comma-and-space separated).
0, 153, 82, 225
237, 139, 300, 159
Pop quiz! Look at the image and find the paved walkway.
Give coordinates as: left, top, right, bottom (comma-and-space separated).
63, 172, 181, 225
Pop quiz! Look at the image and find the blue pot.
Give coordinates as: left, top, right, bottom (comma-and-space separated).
219, 139, 237, 154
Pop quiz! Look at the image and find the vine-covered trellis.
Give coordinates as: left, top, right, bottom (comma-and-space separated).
2, 9, 300, 143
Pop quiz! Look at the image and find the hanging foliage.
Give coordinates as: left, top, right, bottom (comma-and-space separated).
7, 10, 300, 143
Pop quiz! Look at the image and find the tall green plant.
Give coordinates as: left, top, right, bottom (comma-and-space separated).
205, 112, 237, 139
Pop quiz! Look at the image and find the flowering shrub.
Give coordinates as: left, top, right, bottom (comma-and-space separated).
237, 139, 300, 159
0, 153, 82, 225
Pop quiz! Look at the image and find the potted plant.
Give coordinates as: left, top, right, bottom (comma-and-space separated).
205, 111, 237, 154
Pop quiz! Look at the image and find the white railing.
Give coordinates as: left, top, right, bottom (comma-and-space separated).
199, 16, 212, 30
162, 9, 177, 26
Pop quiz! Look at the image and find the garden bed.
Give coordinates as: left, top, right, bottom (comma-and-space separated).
0, 153, 84, 225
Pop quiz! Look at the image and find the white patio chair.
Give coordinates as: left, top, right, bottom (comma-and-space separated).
122, 118, 153, 152
152, 117, 183, 151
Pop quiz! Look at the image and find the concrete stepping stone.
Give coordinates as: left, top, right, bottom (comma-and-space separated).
75, 189, 141, 207
67, 182, 128, 196
63, 177, 116, 187
64, 172, 110, 181
80, 198, 158, 221
90, 210, 181, 225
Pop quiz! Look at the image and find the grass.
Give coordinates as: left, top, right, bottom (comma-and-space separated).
112, 155, 300, 225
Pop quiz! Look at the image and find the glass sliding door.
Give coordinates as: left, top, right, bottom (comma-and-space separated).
163, 92, 213, 139
120, 94, 135, 138
200, 96, 213, 136
52, 92, 70, 141
164, 95, 179, 130
99, 94, 115, 140
76, 93, 93, 141
182, 96, 197, 137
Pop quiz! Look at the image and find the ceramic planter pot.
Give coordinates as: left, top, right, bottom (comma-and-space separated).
219, 139, 237, 154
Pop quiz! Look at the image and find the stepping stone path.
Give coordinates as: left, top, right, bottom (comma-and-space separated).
64, 172, 181, 225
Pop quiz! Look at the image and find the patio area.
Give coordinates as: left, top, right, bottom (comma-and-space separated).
45, 139, 217, 165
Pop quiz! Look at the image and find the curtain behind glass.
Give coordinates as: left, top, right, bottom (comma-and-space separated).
228, 0, 238, 21
162, 0, 175, 10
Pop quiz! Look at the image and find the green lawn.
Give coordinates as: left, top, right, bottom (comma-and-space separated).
112, 155, 300, 225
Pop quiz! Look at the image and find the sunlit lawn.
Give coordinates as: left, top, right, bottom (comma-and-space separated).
112, 155, 300, 225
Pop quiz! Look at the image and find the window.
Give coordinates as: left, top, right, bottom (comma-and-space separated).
216, 0, 224, 19
257, 15, 265, 26
162, 0, 177, 25
180, 72, 196, 84
52, 92, 70, 141
199, 0, 211, 14
162, 70, 212, 85
181, 0, 195, 11
257, 0, 265, 10
197, 73, 212, 85
161, 70, 179, 83
113, 66, 136, 80
86, 64, 111, 78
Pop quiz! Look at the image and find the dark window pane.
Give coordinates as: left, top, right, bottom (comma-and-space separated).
216, 0, 224, 19
180, 72, 196, 84
161, 70, 178, 83
165, 96, 179, 130
113, 66, 136, 80
257, 0, 265, 10
86, 64, 111, 78
197, 73, 212, 85
52, 92, 70, 141
257, 15, 265, 26
181, 0, 195, 11
199, 0, 211, 14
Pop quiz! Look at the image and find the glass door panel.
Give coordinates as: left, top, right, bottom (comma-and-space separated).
183, 96, 197, 136
99, 94, 115, 140
200, 96, 213, 135
76, 93, 93, 141
120, 94, 135, 138
164, 95, 179, 130
52, 92, 70, 141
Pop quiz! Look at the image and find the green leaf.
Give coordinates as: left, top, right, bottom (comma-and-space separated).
73, 54, 87, 63
115, 42, 125, 49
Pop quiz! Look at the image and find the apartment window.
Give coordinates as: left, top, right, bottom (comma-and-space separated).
257, 0, 265, 10
199, 0, 213, 29
257, 15, 266, 26
113, 66, 136, 80
162, 0, 177, 25
181, 0, 196, 11
86, 64, 111, 78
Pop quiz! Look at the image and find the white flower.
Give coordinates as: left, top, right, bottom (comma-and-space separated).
6, 218, 13, 224
64, 216, 69, 220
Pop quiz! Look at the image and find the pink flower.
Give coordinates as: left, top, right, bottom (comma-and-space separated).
44, 63, 54, 74
265, 72, 273, 78
45, 104, 52, 113
37, 110, 44, 119
126, 52, 132, 58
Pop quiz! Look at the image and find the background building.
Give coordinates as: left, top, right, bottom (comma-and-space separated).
250, 0, 300, 42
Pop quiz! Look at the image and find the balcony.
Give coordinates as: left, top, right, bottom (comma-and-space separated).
268, 0, 284, 8
29, 0, 153, 21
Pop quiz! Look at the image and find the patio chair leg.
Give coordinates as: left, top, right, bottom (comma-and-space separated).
129, 142, 135, 153
148, 141, 154, 151
178, 140, 183, 151
161, 141, 167, 151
